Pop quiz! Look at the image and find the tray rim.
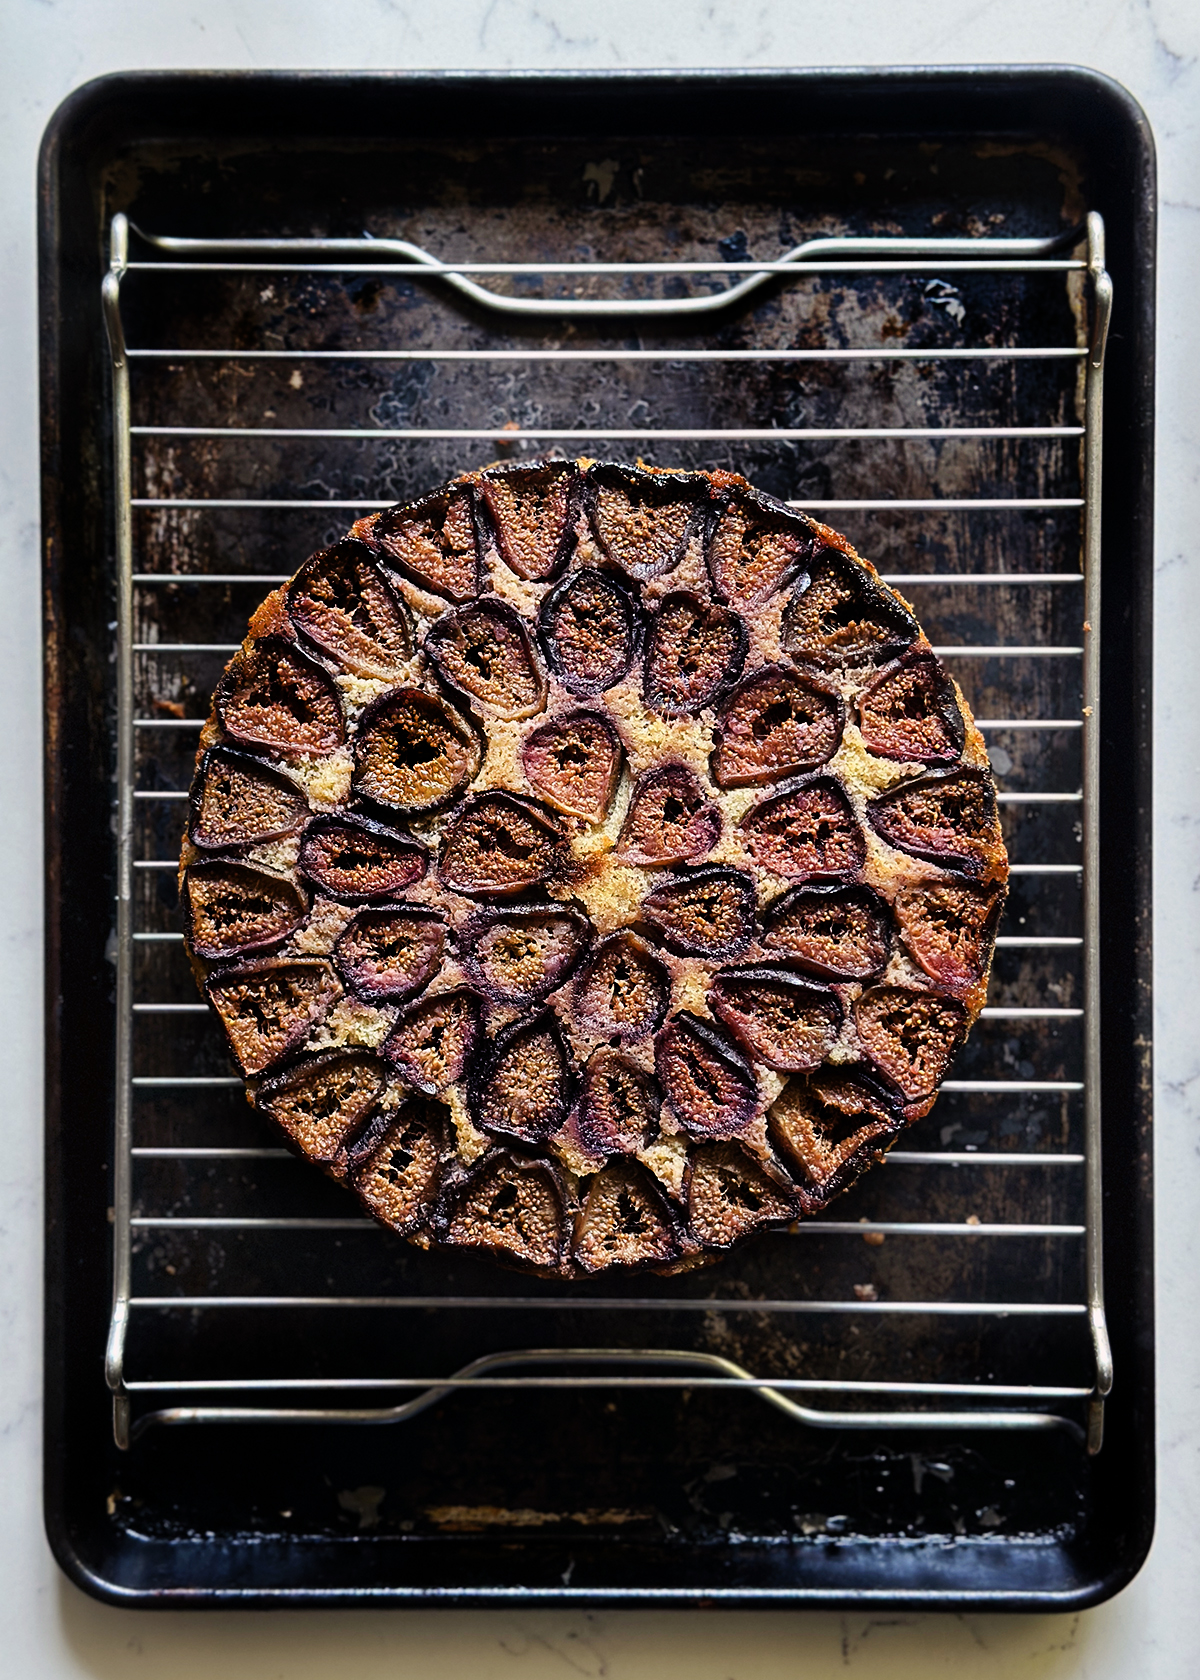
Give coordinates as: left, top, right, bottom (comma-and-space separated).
39, 61, 1156, 1612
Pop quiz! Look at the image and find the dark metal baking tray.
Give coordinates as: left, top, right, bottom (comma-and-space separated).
40, 66, 1154, 1609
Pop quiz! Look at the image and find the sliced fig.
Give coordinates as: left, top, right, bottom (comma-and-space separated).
437, 1150, 567, 1270
424, 597, 546, 720
206, 958, 341, 1076
712, 665, 844, 787
479, 459, 581, 581
616, 764, 720, 866
255, 1049, 386, 1174
573, 1158, 680, 1272
706, 484, 814, 607
460, 903, 592, 1006
761, 882, 892, 980
382, 987, 483, 1092
214, 635, 345, 758
351, 687, 482, 817
287, 539, 412, 678
586, 462, 710, 581
686, 1140, 796, 1250
189, 747, 309, 851
640, 865, 757, 960
572, 932, 670, 1043
894, 881, 1004, 994
334, 904, 447, 1002
866, 769, 1002, 875
574, 1051, 662, 1156
370, 482, 481, 603
350, 1097, 446, 1235
709, 966, 841, 1073
768, 1069, 903, 1214
470, 1008, 572, 1146
854, 985, 966, 1100
642, 593, 747, 716
298, 815, 428, 901
655, 1012, 758, 1138
182, 861, 308, 961
740, 776, 866, 882
782, 547, 918, 669
439, 792, 564, 897
538, 567, 639, 696
521, 710, 624, 822
858, 653, 965, 764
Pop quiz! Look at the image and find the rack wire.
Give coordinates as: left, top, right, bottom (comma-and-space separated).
100, 211, 1112, 1453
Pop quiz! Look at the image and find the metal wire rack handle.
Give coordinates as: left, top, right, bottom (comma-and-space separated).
126, 220, 1085, 318
101, 212, 1111, 1454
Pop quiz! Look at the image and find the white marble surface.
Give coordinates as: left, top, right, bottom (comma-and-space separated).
1, 1, 1197, 1673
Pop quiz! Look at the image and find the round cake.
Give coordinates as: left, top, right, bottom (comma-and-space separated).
180, 460, 1008, 1277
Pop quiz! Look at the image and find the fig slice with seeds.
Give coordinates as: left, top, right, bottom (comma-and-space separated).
207, 958, 342, 1076
287, 539, 413, 678
470, 1008, 572, 1146
349, 1098, 447, 1235
585, 462, 710, 581
640, 865, 757, 960
370, 482, 481, 603
572, 932, 670, 1043
182, 861, 308, 961
521, 710, 623, 822
642, 592, 747, 716
768, 1069, 903, 1214
383, 987, 483, 1093
573, 1158, 680, 1272
298, 814, 428, 901
706, 484, 814, 607
740, 776, 866, 882
616, 764, 720, 866
761, 882, 892, 981
685, 1140, 797, 1250
461, 903, 592, 1007
854, 985, 966, 1100
334, 903, 447, 1002
782, 547, 918, 669
709, 966, 842, 1073
858, 653, 965, 764
352, 687, 482, 817
436, 1150, 567, 1270
425, 597, 546, 720
255, 1049, 386, 1176
574, 1051, 661, 1156
655, 1012, 758, 1138
439, 792, 564, 897
894, 881, 1004, 995
214, 635, 346, 758
538, 566, 639, 696
479, 459, 581, 581
866, 768, 1002, 876
189, 746, 309, 851
712, 665, 844, 787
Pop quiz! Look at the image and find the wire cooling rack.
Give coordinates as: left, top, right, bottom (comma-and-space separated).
99, 211, 1112, 1453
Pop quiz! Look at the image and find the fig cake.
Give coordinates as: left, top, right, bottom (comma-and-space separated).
180, 460, 1008, 1277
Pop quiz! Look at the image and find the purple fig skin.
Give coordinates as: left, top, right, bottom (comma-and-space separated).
424, 597, 547, 720
537, 566, 640, 696
460, 903, 593, 1007
333, 904, 448, 1003
438, 792, 565, 898
865, 768, 1002, 877
214, 635, 346, 759
642, 592, 747, 717
708, 965, 842, 1074
368, 480, 482, 603
706, 484, 815, 608
781, 546, 919, 669
655, 1012, 758, 1140
640, 865, 758, 960
351, 686, 483, 818
189, 746, 309, 851
858, 652, 965, 765
685, 1140, 798, 1251
287, 539, 413, 678
382, 988, 484, 1093
739, 775, 866, 883
585, 461, 711, 583
572, 932, 671, 1043
434, 1149, 569, 1271
760, 882, 892, 981
182, 860, 309, 961
573, 1158, 682, 1273
616, 764, 721, 867
470, 1008, 574, 1147
298, 815, 428, 903
711, 664, 844, 788
479, 459, 581, 582
521, 710, 624, 822
574, 1051, 662, 1157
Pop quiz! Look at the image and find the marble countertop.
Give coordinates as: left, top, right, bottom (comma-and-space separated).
2, 2, 1196, 1674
